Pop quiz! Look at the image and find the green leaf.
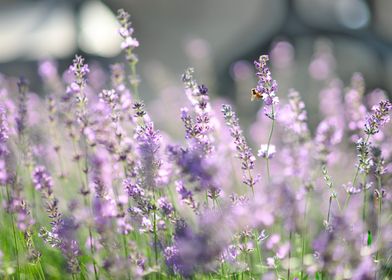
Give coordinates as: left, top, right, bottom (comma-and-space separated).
367, 230, 372, 246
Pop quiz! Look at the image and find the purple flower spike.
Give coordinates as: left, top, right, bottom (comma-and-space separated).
221, 104, 259, 189
364, 100, 391, 135
32, 166, 54, 194
253, 55, 279, 107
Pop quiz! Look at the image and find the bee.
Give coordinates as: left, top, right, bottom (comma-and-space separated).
251, 88, 263, 101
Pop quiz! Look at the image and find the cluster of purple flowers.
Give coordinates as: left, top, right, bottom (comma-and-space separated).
0, 8, 391, 280
221, 104, 259, 191
253, 55, 279, 119
364, 100, 392, 135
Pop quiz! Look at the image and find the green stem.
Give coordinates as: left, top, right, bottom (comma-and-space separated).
82, 143, 99, 280
327, 196, 332, 223
343, 193, 350, 210
37, 259, 46, 280
362, 185, 367, 237
152, 189, 159, 266
265, 105, 275, 182
122, 234, 131, 280
352, 134, 370, 186
131, 62, 139, 99
113, 165, 131, 280
345, 134, 370, 210
84, 195, 99, 280
375, 176, 383, 275
247, 169, 255, 197
6, 185, 20, 280
254, 233, 262, 265
300, 195, 309, 279
287, 230, 292, 280
126, 48, 139, 100
221, 262, 225, 277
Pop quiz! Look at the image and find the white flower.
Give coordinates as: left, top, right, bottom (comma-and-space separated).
121, 37, 139, 50
257, 144, 276, 159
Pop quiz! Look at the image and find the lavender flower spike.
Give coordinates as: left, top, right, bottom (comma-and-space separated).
0, 106, 9, 144
364, 100, 392, 135
32, 166, 54, 193
117, 9, 139, 52
67, 55, 89, 97
253, 55, 279, 119
117, 9, 140, 95
221, 104, 258, 190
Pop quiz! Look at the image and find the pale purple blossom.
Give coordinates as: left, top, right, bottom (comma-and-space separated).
253, 55, 278, 105
221, 104, 258, 189
364, 100, 392, 135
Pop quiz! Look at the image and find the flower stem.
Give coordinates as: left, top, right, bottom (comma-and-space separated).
300, 194, 308, 280
82, 144, 99, 280
265, 105, 275, 182
122, 233, 131, 280
83, 196, 98, 280
247, 169, 255, 197
345, 134, 370, 209
126, 49, 139, 100
327, 196, 332, 223
152, 189, 159, 266
375, 176, 383, 273
287, 230, 292, 280
362, 176, 368, 246
6, 184, 20, 280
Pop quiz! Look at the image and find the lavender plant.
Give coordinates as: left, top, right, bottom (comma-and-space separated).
0, 8, 391, 280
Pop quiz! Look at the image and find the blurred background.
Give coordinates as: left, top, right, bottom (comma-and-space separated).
1, 0, 392, 122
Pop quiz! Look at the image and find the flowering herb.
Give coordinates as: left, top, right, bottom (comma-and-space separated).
0, 8, 390, 280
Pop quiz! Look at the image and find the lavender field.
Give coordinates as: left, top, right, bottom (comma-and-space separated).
0, 8, 391, 280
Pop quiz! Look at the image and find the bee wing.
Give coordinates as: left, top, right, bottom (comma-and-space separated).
250, 88, 257, 101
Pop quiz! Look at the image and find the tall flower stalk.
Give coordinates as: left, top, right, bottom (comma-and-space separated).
66, 55, 99, 280
117, 9, 140, 99
252, 55, 278, 181
344, 100, 391, 209
0, 9, 391, 279
221, 104, 258, 195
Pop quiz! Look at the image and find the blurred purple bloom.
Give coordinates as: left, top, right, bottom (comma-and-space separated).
38, 59, 58, 80
157, 197, 174, 216
315, 117, 343, 164
0, 106, 9, 144
135, 122, 163, 189
16, 77, 28, 135
167, 145, 215, 191
32, 166, 54, 193
124, 179, 144, 199
278, 89, 309, 140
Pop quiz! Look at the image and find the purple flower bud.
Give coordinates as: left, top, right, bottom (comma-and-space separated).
32, 166, 53, 193
198, 84, 208, 95
157, 197, 174, 216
